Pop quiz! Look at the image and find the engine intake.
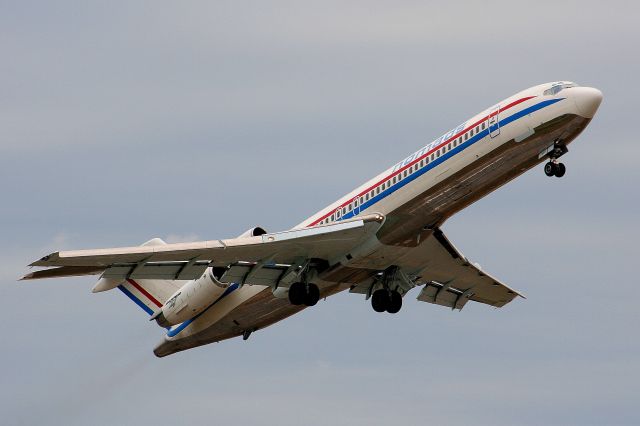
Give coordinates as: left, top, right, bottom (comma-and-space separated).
237, 226, 267, 238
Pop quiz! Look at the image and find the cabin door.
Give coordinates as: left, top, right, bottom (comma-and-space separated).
488, 105, 500, 138
352, 196, 360, 216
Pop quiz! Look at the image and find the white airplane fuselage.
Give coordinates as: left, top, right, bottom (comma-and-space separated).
154, 82, 602, 356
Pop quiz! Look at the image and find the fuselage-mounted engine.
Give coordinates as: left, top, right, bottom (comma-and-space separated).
236, 226, 267, 238
152, 269, 230, 328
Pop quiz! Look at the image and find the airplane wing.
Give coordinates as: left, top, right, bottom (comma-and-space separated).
23, 212, 521, 311
22, 214, 385, 282
348, 227, 524, 309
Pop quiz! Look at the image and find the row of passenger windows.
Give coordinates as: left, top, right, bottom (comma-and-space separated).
318, 121, 489, 225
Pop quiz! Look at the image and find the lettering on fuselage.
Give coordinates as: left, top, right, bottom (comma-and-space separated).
166, 292, 181, 308
391, 121, 467, 173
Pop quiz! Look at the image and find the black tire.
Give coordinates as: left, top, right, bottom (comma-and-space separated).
386, 290, 403, 314
555, 162, 566, 177
304, 283, 320, 306
544, 162, 556, 177
288, 282, 306, 305
371, 289, 390, 313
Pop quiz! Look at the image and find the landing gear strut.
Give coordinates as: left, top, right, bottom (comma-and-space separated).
288, 282, 320, 307
544, 141, 568, 178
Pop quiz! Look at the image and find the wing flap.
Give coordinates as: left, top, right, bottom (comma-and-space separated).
100, 261, 212, 281
21, 266, 105, 280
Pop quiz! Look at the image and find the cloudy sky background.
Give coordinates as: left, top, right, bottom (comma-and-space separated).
2, 1, 639, 425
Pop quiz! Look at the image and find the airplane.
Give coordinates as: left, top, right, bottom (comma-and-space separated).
22, 81, 603, 357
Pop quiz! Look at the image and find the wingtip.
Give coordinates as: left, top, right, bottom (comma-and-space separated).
28, 252, 57, 267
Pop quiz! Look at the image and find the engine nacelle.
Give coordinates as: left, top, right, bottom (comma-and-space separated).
154, 269, 229, 328
237, 226, 267, 238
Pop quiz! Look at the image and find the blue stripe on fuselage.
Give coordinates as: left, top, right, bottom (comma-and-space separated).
340, 98, 564, 220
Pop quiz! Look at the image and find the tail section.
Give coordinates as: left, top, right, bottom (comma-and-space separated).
113, 238, 184, 317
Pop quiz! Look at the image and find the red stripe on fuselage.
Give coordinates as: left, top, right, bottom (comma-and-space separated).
126, 278, 163, 308
307, 96, 536, 226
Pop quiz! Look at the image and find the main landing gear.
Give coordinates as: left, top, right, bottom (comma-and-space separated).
544, 140, 568, 178
371, 289, 403, 314
288, 282, 320, 307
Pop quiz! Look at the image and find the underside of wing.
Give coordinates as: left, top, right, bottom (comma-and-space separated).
22, 214, 385, 282
349, 227, 523, 310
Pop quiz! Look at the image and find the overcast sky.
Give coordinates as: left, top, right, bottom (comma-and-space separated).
2, 1, 639, 425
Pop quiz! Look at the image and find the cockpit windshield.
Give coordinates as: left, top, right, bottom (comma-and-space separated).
543, 82, 578, 96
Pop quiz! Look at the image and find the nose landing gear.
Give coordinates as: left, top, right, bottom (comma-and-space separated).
544, 140, 568, 178
544, 161, 566, 178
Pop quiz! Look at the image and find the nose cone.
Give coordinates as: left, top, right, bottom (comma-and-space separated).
572, 87, 603, 118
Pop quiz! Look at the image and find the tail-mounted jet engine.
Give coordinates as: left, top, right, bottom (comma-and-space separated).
237, 226, 267, 238
152, 270, 230, 328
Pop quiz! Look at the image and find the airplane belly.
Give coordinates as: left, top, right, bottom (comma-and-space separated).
154, 281, 345, 357
377, 114, 590, 246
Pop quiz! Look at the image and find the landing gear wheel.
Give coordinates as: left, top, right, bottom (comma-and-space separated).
371, 289, 390, 313
386, 290, 402, 314
288, 282, 306, 306
554, 162, 566, 177
304, 283, 320, 306
544, 162, 556, 177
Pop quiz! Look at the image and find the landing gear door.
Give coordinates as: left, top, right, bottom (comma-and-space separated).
488, 105, 500, 138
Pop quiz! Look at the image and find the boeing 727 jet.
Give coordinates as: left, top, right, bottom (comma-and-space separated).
23, 81, 603, 357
